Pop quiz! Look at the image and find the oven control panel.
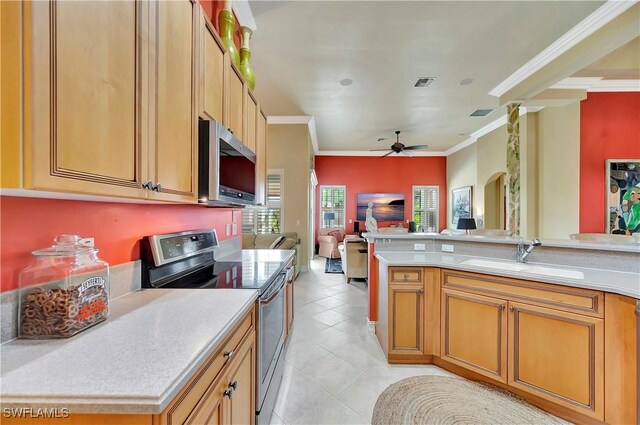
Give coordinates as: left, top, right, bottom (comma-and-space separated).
148, 230, 219, 266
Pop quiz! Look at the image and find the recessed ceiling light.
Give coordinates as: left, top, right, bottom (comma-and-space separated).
340, 78, 353, 86
459, 78, 474, 87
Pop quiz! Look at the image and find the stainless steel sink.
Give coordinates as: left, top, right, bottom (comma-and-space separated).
461, 259, 585, 280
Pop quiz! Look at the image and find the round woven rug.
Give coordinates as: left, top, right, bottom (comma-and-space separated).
372, 375, 569, 425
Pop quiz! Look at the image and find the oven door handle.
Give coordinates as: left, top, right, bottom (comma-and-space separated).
260, 275, 286, 304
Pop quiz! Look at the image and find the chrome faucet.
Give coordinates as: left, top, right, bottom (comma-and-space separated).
517, 238, 542, 263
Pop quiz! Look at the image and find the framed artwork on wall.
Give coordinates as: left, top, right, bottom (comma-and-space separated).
451, 186, 473, 227
606, 159, 640, 235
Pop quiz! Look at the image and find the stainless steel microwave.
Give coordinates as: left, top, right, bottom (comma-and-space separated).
198, 120, 256, 206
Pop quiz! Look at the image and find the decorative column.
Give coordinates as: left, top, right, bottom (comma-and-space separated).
506, 103, 521, 236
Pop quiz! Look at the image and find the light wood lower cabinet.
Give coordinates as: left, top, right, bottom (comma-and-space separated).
441, 289, 508, 383
508, 301, 604, 419
377, 267, 630, 424
389, 283, 424, 356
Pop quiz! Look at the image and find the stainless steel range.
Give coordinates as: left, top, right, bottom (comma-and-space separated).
141, 229, 292, 425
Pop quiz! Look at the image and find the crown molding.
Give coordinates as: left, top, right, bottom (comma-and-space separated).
232, 0, 257, 31
551, 77, 640, 92
488, 1, 637, 98
266, 115, 319, 154
315, 150, 447, 157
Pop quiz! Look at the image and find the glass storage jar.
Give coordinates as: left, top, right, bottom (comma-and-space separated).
19, 235, 109, 339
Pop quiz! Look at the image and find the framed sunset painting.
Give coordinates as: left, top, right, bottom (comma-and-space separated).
356, 193, 405, 221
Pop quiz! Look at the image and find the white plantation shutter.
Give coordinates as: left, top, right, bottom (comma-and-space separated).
254, 170, 283, 234
413, 186, 439, 232
242, 209, 255, 233
320, 185, 346, 228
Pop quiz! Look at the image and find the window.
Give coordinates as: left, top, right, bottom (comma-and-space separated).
320, 185, 346, 228
243, 170, 284, 234
413, 186, 439, 232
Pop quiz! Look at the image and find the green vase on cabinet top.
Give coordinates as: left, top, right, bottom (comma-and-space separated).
218, 2, 240, 67
239, 26, 256, 91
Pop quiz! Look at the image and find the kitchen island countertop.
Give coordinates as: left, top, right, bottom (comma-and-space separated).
376, 251, 640, 299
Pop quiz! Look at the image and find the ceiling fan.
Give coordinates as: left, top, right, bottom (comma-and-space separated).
371, 131, 429, 157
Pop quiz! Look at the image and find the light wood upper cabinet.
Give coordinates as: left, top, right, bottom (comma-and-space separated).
508, 301, 604, 420
148, 0, 197, 202
389, 282, 424, 356
255, 110, 267, 206
199, 13, 225, 122
22, 0, 146, 198
441, 288, 508, 383
245, 91, 258, 153
225, 62, 246, 143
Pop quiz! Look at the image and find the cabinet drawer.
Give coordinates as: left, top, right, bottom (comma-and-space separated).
390, 268, 423, 283
161, 307, 254, 425
442, 270, 603, 318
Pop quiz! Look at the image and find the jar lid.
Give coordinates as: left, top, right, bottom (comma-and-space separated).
32, 235, 97, 256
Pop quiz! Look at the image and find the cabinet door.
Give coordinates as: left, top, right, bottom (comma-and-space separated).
199, 13, 225, 122
245, 91, 258, 153
441, 289, 508, 382
508, 302, 604, 420
389, 283, 424, 356
255, 110, 267, 205
224, 61, 246, 143
224, 331, 256, 425
184, 377, 227, 425
149, 0, 197, 202
25, 0, 146, 198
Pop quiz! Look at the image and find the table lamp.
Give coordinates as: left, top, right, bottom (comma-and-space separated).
324, 212, 336, 227
456, 218, 476, 235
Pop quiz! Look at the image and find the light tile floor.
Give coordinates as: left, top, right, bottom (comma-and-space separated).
271, 257, 458, 425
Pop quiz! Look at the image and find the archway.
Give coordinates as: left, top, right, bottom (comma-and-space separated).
484, 172, 506, 230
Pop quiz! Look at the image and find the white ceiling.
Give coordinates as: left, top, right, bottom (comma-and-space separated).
249, 1, 604, 152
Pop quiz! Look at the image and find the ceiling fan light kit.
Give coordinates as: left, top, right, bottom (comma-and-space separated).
372, 130, 429, 157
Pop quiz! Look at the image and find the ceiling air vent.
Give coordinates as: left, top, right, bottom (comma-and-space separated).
413, 77, 435, 88
470, 109, 493, 117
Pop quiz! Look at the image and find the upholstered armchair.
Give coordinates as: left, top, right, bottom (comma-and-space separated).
318, 227, 345, 258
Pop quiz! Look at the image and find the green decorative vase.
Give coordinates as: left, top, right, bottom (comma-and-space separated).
239, 27, 255, 91
218, 8, 240, 67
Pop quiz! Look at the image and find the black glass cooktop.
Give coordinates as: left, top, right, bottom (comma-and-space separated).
156, 260, 284, 293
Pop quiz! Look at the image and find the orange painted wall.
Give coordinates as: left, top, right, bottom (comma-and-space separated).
580, 92, 640, 233
314, 156, 447, 235
0, 196, 240, 292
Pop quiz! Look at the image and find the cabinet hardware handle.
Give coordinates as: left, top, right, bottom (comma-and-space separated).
228, 381, 238, 390
223, 350, 235, 358
142, 181, 153, 190
509, 306, 515, 312
153, 183, 162, 192
418, 288, 424, 294
403, 274, 409, 279
500, 304, 505, 311
223, 389, 233, 399
228, 128, 234, 134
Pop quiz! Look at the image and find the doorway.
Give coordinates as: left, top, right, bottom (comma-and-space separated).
484, 172, 506, 230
